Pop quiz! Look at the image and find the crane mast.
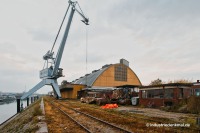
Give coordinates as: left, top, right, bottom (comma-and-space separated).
21, 0, 89, 100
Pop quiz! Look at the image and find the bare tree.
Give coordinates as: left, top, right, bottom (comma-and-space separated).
150, 78, 163, 85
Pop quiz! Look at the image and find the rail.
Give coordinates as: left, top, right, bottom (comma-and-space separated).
57, 101, 133, 133
45, 99, 133, 133
47, 99, 92, 133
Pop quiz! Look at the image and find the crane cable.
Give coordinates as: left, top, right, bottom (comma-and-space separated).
85, 25, 88, 86
43, 4, 70, 69
51, 4, 70, 52
77, 2, 85, 17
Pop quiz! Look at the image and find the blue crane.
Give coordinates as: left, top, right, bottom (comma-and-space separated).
21, 0, 89, 100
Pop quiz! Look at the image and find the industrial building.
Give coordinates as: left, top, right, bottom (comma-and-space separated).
60, 59, 142, 99
72, 59, 142, 87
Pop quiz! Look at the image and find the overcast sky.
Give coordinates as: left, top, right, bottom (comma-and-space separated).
0, 0, 200, 94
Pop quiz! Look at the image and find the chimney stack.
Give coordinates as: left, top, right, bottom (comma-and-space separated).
120, 59, 129, 67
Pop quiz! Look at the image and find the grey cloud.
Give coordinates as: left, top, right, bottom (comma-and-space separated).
1, 0, 200, 93
0, 42, 17, 53
27, 28, 55, 42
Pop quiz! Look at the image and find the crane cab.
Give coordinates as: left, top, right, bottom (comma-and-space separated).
40, 68, 53, 79
40, 67, 63, 79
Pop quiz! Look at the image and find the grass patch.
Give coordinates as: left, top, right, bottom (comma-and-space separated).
32, 104, 42, 116
187, 96, 200, 114
24, 124, 39, 133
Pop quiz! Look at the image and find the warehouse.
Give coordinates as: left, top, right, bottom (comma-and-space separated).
139, 83, 193, 107
72, 59, 142, 87
60, 59, 142, 99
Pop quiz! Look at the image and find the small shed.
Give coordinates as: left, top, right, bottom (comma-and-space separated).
60, 83, 86, 99
139, 83, 193, 107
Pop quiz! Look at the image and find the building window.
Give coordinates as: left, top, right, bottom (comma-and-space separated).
179, 88, 183, 98
142, 89, 164, 98
142, 90, 146, 98
114, 65, 127, 81
195, 88, 200, 96
164, 89, 174, 99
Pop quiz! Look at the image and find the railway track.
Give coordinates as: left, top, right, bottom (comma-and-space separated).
46, 98, 133, 133
58, 99, 199, 133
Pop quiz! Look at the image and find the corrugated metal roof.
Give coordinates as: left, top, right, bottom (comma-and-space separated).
140, 83, 193, 88
82, 87, 119, 91
72, 66, 109, 86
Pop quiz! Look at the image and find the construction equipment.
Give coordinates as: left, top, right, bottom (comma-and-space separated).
21, 0, 89, 100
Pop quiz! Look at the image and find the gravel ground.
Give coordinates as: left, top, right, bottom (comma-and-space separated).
116, 106, 197, 122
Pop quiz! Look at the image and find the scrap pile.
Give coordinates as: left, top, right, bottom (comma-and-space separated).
80, 87, 138, 105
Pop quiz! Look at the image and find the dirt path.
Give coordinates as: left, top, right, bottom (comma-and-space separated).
116, 106, 197, 122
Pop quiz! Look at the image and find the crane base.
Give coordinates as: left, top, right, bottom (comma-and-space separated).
21, 79, 61, 100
